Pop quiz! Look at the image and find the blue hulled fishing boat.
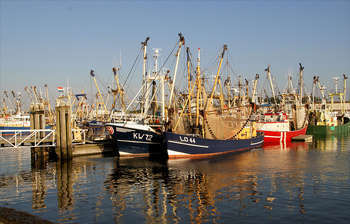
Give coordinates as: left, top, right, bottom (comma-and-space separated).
106, 121, 163, 156
163, 44, 263, 158
163, 132, 263, 158
0, 114, 30, 135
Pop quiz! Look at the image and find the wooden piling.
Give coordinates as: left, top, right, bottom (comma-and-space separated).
29, 103, 50, 165
39, 103, 46, 138
30, 102, 46, 147
30, 104, 35, 130
55, 107, 61, 157
34, 104, 40, 132
59, 106, 67, 160
55, 101, 73, 160
66, 107, 73, 159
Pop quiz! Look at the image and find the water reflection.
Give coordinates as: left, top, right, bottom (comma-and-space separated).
105, 154, 276, 223
104, 137, 350, 223
105, 158, 172, 223
56, 161, 74, 210
312, 135, 350, 151
27, 155, 109, 223
31, 158, 47, 210
1, 135, 350, 223
263, 141, 311, 151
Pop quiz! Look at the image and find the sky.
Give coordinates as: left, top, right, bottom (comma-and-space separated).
1, 0, 350, 105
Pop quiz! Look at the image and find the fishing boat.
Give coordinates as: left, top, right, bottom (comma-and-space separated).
255, 64, 309, 144
307, 74, 350, 136
1, 90, 30, 135
106, 35, 184, 156
0, 114, 30, 135
164, 131, 263, 158
256, 112, 307, 144
163, 45, 264, 158
307, 107, 350, 136
106, 121, 162, 156
307, 116, 350, 136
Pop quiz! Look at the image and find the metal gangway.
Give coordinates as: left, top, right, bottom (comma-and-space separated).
0, 129, 55, 148
0, 129, 87, 148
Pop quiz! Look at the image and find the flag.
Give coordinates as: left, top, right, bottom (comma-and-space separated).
57, 87, 64, 93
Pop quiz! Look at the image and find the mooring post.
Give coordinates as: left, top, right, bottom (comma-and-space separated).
30, 104, 38, 163
55, 105, 61, 158
55, 99, 73, 160
34, 103, 40, 134
39, 103, 46, 139
30, 104, 35, 130
66, 105, 73, 159
59, 104, 67, 160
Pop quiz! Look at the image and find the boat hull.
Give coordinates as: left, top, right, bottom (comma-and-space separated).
106, 124, 163, 157
306, 122, 350, 137
0, 126, 30, 135
257, 125, 307, 145
163, 132, 264, 159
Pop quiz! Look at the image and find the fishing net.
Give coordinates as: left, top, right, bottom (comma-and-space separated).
203, 103, 252, 140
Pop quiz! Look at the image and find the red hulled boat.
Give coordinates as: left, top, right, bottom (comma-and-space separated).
256, 112, 307, 145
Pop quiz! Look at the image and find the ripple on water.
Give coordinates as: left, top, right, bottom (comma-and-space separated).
0, 137, 350, 223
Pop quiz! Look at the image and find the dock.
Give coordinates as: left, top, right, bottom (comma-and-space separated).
292, 135, 313, 142
71, 142, 114, 156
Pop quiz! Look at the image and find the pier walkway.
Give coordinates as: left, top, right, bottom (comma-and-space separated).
0, 129, 86, 148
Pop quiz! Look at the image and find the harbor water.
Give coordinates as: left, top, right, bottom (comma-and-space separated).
1, 136, 350, 223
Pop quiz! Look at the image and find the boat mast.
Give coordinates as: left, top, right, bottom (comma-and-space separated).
245, 79, 249, 104
287, 74, 294, 94
1, 98, 8, 115
238, 76, 242, 105
112, 67, 126, 113
265, 65, 276, 104
152, 48, 160, 119
312, 76, 318, 111
90, 70, 108, 119
317, 80, 327, 108
196, 48, 201, 127
298, 63, 304, 105
31, 86, 39, 104
330, 77, 339, 111
251, 74, 259, 104
224, 76, 231, 108
24, 86, 34, 105
44, 84, 54, 124
343, 74, 348, 113
141, 37, 150, 118
185, 47, 192, 124
169, 33, 185, 108
207, 44, 227, 109
11, 91, 20, 115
